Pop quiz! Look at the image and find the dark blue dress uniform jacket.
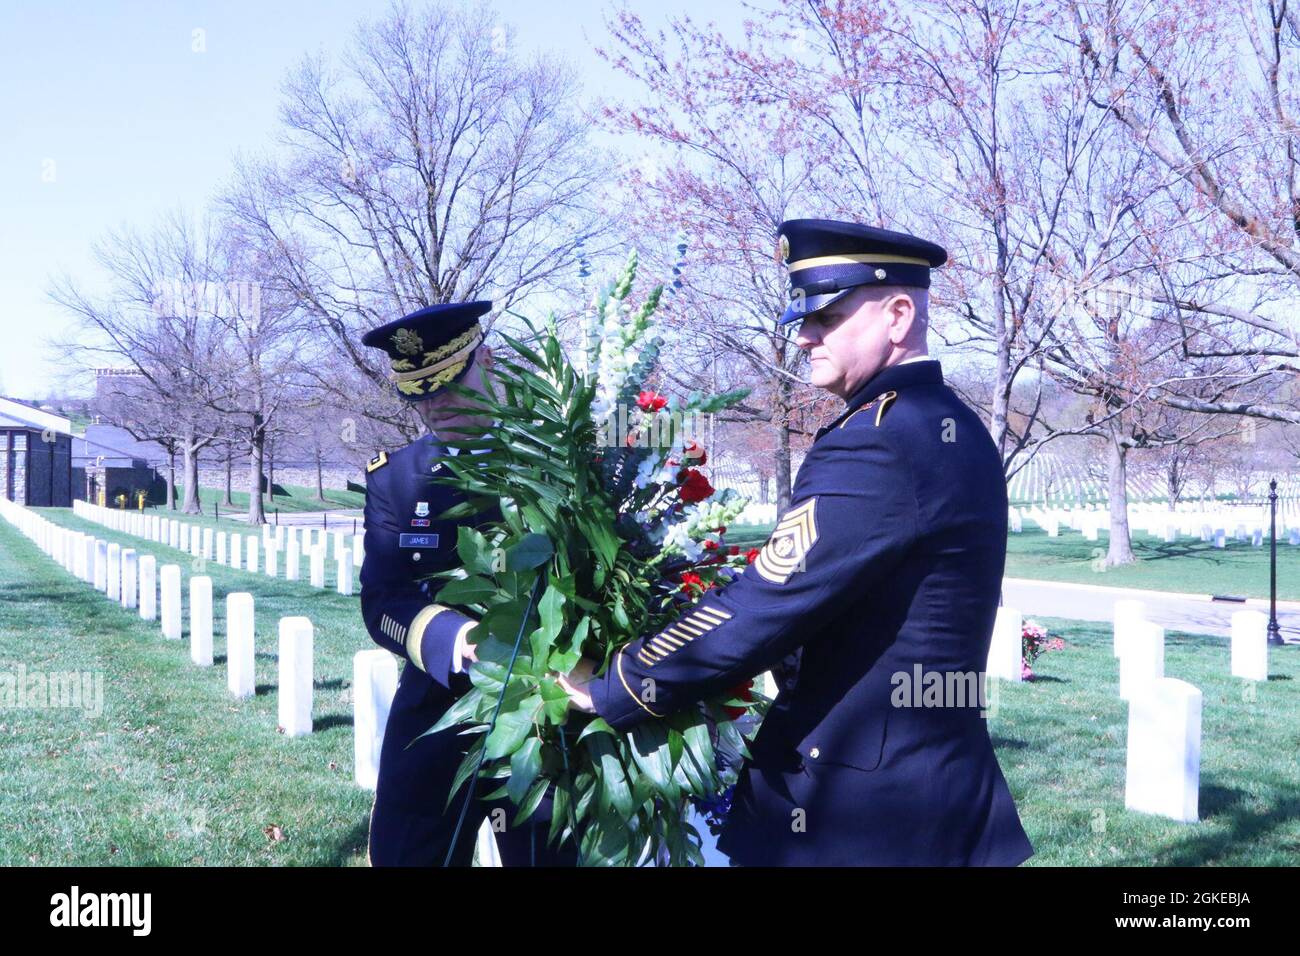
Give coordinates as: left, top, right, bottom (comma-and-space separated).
588, 359, 1035, 866
361, 435, 571, 866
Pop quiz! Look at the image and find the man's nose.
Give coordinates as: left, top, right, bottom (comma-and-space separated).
794, 324, 819, 348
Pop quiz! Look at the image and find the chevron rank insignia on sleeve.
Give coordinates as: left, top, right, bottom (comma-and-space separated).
636, 603, 734, 668
754, 498, 819, 585
367, 451, 389, 473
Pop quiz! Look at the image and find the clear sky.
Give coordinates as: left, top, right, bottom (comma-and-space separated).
0, 0, 710, 400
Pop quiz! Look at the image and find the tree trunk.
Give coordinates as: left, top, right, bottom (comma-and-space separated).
1106, 423, 1136, 567
180, 433, 201, 514
315, 453, 326, 502
267, 444, 275, 505
224, 449, 234, 506
247, 414, 266, 525
166, 451, 176, 511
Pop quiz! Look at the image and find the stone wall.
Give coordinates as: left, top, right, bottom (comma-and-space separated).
196, 463, 364, 495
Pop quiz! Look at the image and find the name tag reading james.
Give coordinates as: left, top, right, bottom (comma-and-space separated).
399, 533, 440, 549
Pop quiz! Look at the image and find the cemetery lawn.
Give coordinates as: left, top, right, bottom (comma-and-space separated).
0, 512, 374, 865
161, 483, 365, 516
1003, 528, 1300, 601
998, 616, 1300, 866
730, 523, 1300, 601
4, 513, 1298, 866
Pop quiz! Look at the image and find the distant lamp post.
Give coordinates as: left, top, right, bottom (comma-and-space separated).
1268, 478, 1284, 645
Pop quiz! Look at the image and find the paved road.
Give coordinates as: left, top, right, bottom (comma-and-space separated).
1003, 577, 1300, 641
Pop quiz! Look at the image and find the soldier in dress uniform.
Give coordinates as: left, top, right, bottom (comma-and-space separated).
359, 300, 575, 867
552, 219, 1035, 865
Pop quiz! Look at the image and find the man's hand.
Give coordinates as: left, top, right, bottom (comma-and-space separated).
556, 657, 598, 714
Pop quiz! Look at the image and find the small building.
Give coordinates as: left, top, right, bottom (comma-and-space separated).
72, 433, 164, 508
0, 397, 74, 507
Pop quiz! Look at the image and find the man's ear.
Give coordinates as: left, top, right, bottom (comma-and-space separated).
887, 292, 917, 345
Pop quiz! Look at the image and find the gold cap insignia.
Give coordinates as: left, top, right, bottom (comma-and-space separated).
391, 328, 424, 356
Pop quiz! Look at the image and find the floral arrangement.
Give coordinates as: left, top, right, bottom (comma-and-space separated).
1021, 620, 1065, 680
427, 252, 757, 865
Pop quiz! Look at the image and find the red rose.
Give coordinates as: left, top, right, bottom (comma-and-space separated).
715, 525, 727, 535
678, 468, 715, 503
636, 390, 668, 412
728, 545, 740, 555
680, 572, 704, 593
745, 547, 760, 564
703, 539, 718, 551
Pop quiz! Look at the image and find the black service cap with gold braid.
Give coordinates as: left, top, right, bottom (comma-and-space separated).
361, 301, 491, 401
777, 219, 947, 326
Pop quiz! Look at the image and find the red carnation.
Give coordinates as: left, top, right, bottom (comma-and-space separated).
703, 539, 718, 551
680, 572, 704, 594
728, 545, 740, 555
636, 390, 668, 412
678, 468, 715, 503
745, 547, 760, 564
723, 678, 755, 721
682, 440, 708, 466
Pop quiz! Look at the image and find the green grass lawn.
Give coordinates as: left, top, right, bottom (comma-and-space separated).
148, 483, 365, 518
997, 616, 1300, 866
0, 513, 374, 865
4, 512, 1298, 865
1005, 528, 1300, 601
729, 521, 1300, 601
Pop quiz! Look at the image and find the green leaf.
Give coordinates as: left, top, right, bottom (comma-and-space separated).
424, 689, 482, 737
444, 737, 486, 810
456, 526, 495, 576
507, 737, 543, 804
629, 721, 676, 798
548, 777, 573, 847
539, 676, 571, 724
585, 730, 633, 820
485, 697, 541, 759
436, 575, 498, 606
576, 716, 614, 743
513, 776, 549, 826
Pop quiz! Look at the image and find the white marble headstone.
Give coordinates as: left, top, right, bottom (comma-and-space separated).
1125, 677, 1201, 822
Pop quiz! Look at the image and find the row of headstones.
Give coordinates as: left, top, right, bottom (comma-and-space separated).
1, 501, 315, 734
71, 500, 362, 596
0, 496, 509, 859
0, 496, 392, 758
1018, 505, 1300, 546
987, 601, 1274, 823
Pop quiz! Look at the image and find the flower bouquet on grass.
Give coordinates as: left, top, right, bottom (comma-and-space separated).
426, 253, 758, 865
1021, 619, 1065, 680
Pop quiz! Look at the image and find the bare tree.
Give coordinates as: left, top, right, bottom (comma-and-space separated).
49, 210, 227, 514
222, 0, 612, 432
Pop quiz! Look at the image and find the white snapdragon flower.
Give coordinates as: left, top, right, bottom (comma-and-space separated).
663, 521, 703, 562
